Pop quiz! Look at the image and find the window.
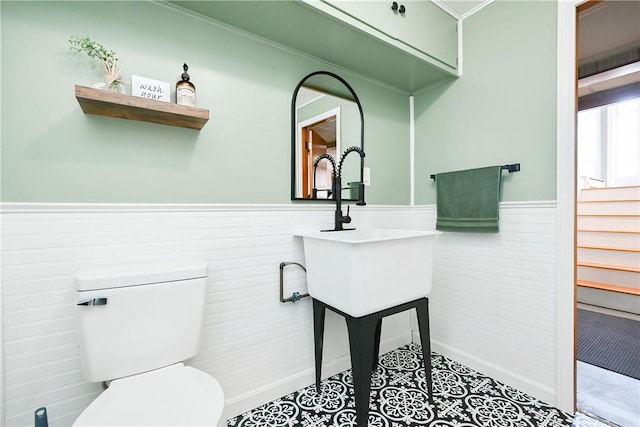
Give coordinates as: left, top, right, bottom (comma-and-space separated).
578, 97, 640, 187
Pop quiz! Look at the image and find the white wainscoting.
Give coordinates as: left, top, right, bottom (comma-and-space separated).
414, 202, 559, 405
0, 204, 415, 426
1, 202, 559, 426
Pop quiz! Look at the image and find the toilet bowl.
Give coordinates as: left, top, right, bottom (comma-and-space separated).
72, 261, 224, 426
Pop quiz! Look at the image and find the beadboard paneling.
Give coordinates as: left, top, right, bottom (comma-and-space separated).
1, 202, 559, 426
413, 202, 559, 404
0, 204, 414, 426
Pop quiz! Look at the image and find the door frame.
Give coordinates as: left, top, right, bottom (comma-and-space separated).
556, 0, 586, 413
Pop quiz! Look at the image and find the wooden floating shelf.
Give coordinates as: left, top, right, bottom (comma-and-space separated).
75, 85, 209, 130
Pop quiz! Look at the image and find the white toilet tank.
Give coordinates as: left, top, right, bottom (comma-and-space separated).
75, 260, 208, 383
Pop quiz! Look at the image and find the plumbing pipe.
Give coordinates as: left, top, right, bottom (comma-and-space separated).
279, 261, 309, 303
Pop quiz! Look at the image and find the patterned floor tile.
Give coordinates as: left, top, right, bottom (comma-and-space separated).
227, 343, 574, 427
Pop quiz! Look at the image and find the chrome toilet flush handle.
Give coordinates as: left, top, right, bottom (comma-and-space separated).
77, 297, 108, 306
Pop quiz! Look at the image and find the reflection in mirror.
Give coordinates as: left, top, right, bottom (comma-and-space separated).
291, 72, 364, 201
339, 150, 361, 201
296, 91, 340, 199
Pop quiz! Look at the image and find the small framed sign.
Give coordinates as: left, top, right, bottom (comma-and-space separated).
131, 75, 170, 102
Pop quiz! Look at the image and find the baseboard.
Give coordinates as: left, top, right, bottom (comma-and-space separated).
222, 332, 412, 420
430, 338, 556, 406
225, 333, 557, 420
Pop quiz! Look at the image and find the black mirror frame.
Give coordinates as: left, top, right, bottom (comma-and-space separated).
291, 71, 365, 201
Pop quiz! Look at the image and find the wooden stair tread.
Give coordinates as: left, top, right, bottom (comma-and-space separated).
577, 261, 640, 273
578, 199, 640, 203
577, 245, 640, 253
577, 213, 640, 217
577, 229, 640, 234
577, 280, 640, 296
582, 185, 640, 190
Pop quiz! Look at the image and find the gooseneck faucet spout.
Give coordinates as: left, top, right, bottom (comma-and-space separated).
312, 146, 365, 232
333, 146, 366, 231
312, 154, 337, 199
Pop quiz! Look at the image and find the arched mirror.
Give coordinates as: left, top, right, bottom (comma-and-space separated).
291, 71, 364, 202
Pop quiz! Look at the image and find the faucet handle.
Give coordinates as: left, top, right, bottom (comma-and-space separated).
344, 205, 352, 224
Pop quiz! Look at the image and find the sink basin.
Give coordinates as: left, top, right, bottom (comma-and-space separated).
298, 229, 440, 317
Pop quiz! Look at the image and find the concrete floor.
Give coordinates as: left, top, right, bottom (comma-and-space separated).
573, 412, 613, 427
577, 361, 640, 427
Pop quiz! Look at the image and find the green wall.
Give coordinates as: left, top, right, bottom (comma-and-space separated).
414, 0, 558, 204
1, 1, 410, 205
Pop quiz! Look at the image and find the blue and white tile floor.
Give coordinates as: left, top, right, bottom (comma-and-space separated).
227, 343, 575, 426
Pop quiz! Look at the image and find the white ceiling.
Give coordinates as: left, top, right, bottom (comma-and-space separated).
436, 0, 492, 19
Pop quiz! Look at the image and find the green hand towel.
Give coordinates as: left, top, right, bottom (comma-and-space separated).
436, 166, 501, 233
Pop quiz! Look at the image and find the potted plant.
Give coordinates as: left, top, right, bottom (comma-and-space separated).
69, 35, 124, 92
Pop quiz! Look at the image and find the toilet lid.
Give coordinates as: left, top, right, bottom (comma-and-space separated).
73, 364, 224, 426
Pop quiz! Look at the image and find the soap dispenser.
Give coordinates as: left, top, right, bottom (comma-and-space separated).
176, 63, 196, 107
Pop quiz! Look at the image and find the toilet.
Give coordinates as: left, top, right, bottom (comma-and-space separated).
72, 260, 224, 426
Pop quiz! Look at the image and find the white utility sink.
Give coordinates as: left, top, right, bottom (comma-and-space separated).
298, 229, 440, 317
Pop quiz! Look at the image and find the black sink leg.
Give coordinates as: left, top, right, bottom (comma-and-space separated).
346, 315, 379, 427
312, 297, 434, 426
372, 318, 382, 371
313, 298, 326, 393
416, 298, 434, 405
